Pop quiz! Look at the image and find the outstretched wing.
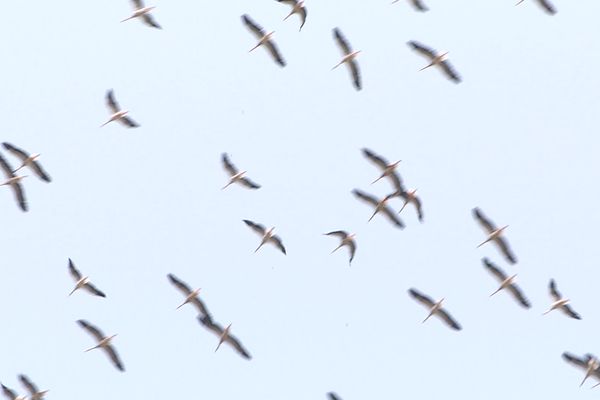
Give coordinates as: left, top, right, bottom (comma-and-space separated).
538, 0, 556, 14
436, 308, 462, 331
243, 220, 267, 236
549, 279, 561, 301
264, 40, 286, 67
507, 284, 531, 309
106, 89, 120, 113
352, 189, 379, 207
142, 13, 161, 29
77, 319, 106, 341
408, 288, 435, 308
333, 28, 352, 55
18, 375, 39, 395
494, 236, 517, 264
270, 235, 287, 255
242, 14, 265, 39
482, 258, 507, 282
439, 60, 461, 83
239, 177, 261, 189
104, 344, 125, 372
560, 304, 581, 320
221, 153, 239, 176
68, 258, 83, 281
408, 40, 437, 60
472, 208, 496, 233
83, 282, 106, 298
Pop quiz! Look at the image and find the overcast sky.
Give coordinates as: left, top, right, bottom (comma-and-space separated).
1, 0, 600, 399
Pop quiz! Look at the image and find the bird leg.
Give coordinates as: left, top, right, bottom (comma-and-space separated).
422, 311, 434, 323
84, 344, 100, 352
489, 287, 502, 297
68, 286, 79, 296
419, 63, 435, 71
254, 241, 266, 253
399, 200, 409, 213
176, 299, 189, 310
368, 210, 378, 222
371, 174, 385, 185
331, 243, 344, 254
331, 60, 345, 70
222, 181, 234, 190
249, 43, 262, 52
121, 15, 137, 23
476, 238, 491, 248
283, 10, 295, 20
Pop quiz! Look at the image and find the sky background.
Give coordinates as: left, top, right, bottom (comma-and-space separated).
1, 0, 600, 398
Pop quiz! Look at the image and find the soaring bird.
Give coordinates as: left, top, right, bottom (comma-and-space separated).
2, 143, 51, 183
352, 189, 404, 229
68, 258, 106, 298
562, 352, 600, 387
361, 148, 402, 187
277, 0, 307, 31
483, 258, 530, 308
332, 28, 361, 90
167, 273, 212, 318
516, 0, 556, 15
101, 89, 139, 128
198, 315, 252, 360
221, 153, 261, 190
18, 375, 47, 400
392, 0, 428, 11
242, 14, 286, 67
408, 41, 461, 83
543, 279, 581, 319
1, 384, 25, 400
408, 288, 462, 331
77, 320, 125, 372
473, 208, 517, 264
243, 220, 287, 254
121, 0, 161, 28
0, 153, 27, 212
324, 231, 356, 265
397, 189, 424, 223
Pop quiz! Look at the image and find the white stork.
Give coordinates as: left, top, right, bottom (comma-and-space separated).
324, 231, 356, 265
198, 315, 252, 360
332, 28, 361, 90
562, 352, 600, 387
0, 153, 27, 212
243, 219, 287, 254
277, 0, 307, 31
543, 279, 581, 319
2, 142, 51, 182
516, 0, 556, 15
101, 89, 139, 128
221, 153, 261, 190
352, 189, 404, 229
77, 320, 125, 372
68, 258, 106, 298
242, 14, 286, 67
408, 41, 461, 83
167, 273, 212, 318
121, 0, 161, 28
473, 207, 517, 264
18, 375, 48, 400
482, 258, 530, 309
408, 288, 462, 331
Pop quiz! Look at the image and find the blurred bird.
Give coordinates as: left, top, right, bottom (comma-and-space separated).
332, 28, 361, 90
562, 352, 600, 387
18, 375, 47, 400
221, 153, 261, 190
198, 315, 252, 360
352, 189, 404, 228
543, 279, 581, 319
473, 208, 517, 264
77, 320, 125, 372
324, 231, 356, 265
408, 41, 461, 83
101, 89, 139, 128
2, 142, 51, 182
408, 288, 462, 331
121, 0, 161, 28
68, 258, 106, 298
483, 258, 530, 309
243, 220, 287, 254
242, 14, 286, 67
277, 0, 307, 31
0, 153, 27, 212
167, 273, 212, 318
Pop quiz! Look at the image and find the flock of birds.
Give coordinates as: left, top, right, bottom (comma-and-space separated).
1, 0, 593, 398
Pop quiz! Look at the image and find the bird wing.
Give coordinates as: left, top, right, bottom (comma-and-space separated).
482, 258, 508, 282
277, 0, 298, 4
2, 142, 29, 163
118, 116, 139, 128
68, 258, 83, 281
167, 274, 211, 317
408, 288, 436, 308
412, 195, 424, 222
562, 352, 588, 369
221, 153, 239, 176
507, 284, 531, 308
11, 180, 28, 212
198, 314, 223, 336
0, 153, 16, 179
362, 148, 389, 171
439, 60, 461, 83
18, 375, 38, 395
408, 40, 437, 60
472, 208, 497, 233
190, 297, 212, 318
83, 282, 107, 298
388, 172, 406, 195
380, 205, 405, 229
347, 240, 356, 264
494, 236, 517, 264
328, 393, 342, 400
410, 0, 429, 11
225, 332, 252, 360
264, 40, 286, 67
333, 28, 352, 55
436, 308, 462, 331
142, 13, 161, 29
1, 384, 19, 400
560, 304, 581, 320
243, 220, 267, 236
298, 6, 307, 31
104, 344, 125, 372
549, 279, 561, 301
325, 230, 349, 239
352, 189, 379, 207
347, 59, 361, 90
77, 319, 106, 341
131, 0, 144, 9
29, 159, 51, 182
242, 14, 265, 39
239, 177, 261, 189
538, 0, 556, 14
106, 89, 120, 113
269, 235, 287, 255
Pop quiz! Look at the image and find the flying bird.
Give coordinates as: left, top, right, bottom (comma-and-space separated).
2, 143, 51, 182
327, 393, 342, 400
243, 220, 287, 254
77, 320, 125, 372
198, 315, 252, 360
1, 384, 25, 400
242, 14, 286, 67
101, 89, 139, 128
516, 0, 556, 15
121, 0, 161, 28
221, 153, 261, 190
277, 0, 307, 31
562, 352, 600, 387
408, 288, 462, 331
68, 258, 106, 298
473, 208, 517, 264
543, 279, 581, 319
361, 148, 402, 187
352, 189, 404, 228
408, 41, 461, 83
324, 231, 356, 265
392, 0, 428, 11
397, 189, 423, 222
483, 258, 530, 308
0, 153, 27, 212
18, 375, 47, 400
332, 28, 361, 90
167, 273, 212, 318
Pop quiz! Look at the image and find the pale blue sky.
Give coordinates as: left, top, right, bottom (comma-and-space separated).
1, 0, 600, 398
